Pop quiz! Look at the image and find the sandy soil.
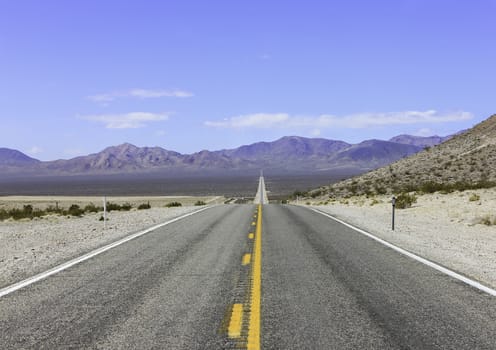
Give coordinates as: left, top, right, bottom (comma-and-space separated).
306, 188, 496, 289
0, 196, 222, 289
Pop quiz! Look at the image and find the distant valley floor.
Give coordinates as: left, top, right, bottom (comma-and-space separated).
0, 172, 350, 197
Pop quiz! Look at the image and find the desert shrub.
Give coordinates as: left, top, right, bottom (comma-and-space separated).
46, 205, 63, 214
419, 181, 444, 194
23, 205, 33, 215
67, 204, 84, 217
104, 202, 132, 211
106, 202, 122, 212
166, 202, 182, 207
120, 202, 132, 211
84, 203, 101, 213
374, 185, 387, 195
291, 190, 308, 199
477, 215, 494, 226
469, 193, 480, 202
310, 190, 322, 198
0, 209, 8, 220
394, 193, 417, 209
138, 202, 151, 210
0, 205, 47, 220
194, 200, 206, 206
8, 208, 25, 220
370, 199, 380, 206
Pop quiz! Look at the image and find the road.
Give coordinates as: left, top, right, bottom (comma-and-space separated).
253, 174, 269, 204
1, 195, 496, 348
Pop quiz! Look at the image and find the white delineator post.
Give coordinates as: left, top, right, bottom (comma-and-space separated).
103, 196, 107, 230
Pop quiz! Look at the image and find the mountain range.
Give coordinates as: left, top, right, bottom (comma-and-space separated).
0, 134, 452, 177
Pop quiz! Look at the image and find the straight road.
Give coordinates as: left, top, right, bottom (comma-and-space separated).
253, 174, 269, 204
1, 202, 496, 349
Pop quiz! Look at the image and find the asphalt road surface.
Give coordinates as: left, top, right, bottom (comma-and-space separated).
1, 204, 496, 349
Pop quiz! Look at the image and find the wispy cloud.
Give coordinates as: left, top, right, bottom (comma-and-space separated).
413, 128, 436, 137
81, 112, 169, 129
27, 146, 43, 155
87, 89, 193, 102
205, 110, 473, 129
205, 113, 289, 128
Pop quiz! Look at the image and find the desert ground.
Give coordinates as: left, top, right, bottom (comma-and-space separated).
0, 196, 223, 288
305, 188, 496, 289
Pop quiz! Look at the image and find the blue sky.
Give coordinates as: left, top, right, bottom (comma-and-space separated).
1, 0, 495, 160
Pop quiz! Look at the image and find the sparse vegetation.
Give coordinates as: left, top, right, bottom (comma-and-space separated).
68, 204, 85, 217
370, 198, 380, 206
476, 215, 495, 226
138, 202, 151, 210
290, 190, 309, 200
84, 203, 101, 213
469, 193, 480, 202
0, 201, 145, 221
0, 205, 46, 220
165, 202, 182, 207
394, 192, 417, 209
194, 200, 206, 206
106, 202, 132, 211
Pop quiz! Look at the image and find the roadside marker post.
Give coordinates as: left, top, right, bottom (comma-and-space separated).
103, 196, 107, 230
391, 196, 396, 231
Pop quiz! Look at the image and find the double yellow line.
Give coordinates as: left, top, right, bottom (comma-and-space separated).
226, 204, 262, 349
247, 204, 262, 349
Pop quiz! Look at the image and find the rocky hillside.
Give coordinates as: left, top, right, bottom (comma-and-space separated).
324, 114, 496, 197
388, 134, 451, 148
42, 143, 184, 173
0, 148, 40, 166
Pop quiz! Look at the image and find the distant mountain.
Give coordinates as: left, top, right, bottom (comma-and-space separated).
0, 133, 452, 177
220, 136, 351, 160
329, 140, 422, 169
325, 114, 496, 196
42, 143, 184, 173
388, 134, 451, 148
0, 148, 40, 166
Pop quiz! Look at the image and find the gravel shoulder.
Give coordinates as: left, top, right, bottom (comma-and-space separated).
307, 188, 496, 289
0, 205, 209, 289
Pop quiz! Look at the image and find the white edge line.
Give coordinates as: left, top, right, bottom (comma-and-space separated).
308, 207, 496, 297
0, 205, 214, 298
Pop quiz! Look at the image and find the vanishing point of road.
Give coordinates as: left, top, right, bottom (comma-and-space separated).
1, 176, 496, 349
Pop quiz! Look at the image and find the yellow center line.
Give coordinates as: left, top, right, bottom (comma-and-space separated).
248, 233, 254, 239
247, 204, 262, 350
228, 303, 243, 338
242, 253, 251, 265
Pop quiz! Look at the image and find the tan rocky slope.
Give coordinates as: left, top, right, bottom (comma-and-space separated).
321, 114, 496, 197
